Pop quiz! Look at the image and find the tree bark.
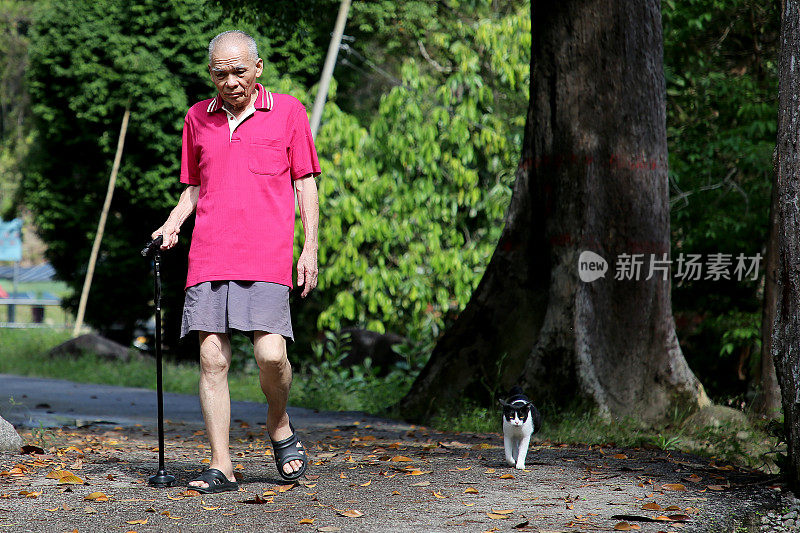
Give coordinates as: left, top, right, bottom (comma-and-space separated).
773, 0, 800, 490
756, 167, 782, 419
399, 0, 709, 423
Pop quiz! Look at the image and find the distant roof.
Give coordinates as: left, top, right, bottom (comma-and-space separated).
0, 263, 56, 282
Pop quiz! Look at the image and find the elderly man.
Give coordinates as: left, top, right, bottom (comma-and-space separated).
153, 30, 320, 493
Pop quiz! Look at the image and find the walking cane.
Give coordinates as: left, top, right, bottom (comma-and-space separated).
141, 235, 175, 487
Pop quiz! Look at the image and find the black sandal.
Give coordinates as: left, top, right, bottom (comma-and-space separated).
270, 423, 308, 481
188, 468, 238, 494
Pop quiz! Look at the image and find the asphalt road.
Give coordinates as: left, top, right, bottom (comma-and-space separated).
0, 373, 412, 433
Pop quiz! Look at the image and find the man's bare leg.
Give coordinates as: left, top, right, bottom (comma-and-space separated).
253, 332, 303, 475
189, 332, 236, 489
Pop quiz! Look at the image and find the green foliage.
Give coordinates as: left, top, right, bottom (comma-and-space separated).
0, 0, 33, 217
310, 3, 529, 339
291, 330, 421, 413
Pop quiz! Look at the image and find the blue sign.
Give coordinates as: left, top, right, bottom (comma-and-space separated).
0, 218, 22, 262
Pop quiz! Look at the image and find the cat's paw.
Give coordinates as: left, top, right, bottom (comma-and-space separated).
515, 463, 525, 470
506, 458, 516, 467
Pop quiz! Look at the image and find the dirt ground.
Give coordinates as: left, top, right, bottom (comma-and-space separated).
0, 417, 781, 533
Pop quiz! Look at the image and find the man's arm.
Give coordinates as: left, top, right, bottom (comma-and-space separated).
152, 185, 199, 249
295, 176, 319, 298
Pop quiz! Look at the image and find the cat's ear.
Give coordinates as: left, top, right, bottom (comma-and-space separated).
498, 399, 509, 407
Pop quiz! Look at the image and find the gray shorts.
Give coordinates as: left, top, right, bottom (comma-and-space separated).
181, 281, 294, 341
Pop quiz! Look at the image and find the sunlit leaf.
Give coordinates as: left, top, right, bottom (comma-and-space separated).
335, 509, 364, 518
58, 474, 84, 485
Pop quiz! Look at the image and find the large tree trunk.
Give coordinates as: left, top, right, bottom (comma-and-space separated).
399, 0, 709, 423
773, 0, 800, 490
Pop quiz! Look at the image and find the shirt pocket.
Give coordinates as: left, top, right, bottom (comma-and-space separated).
248, 138, 289, 175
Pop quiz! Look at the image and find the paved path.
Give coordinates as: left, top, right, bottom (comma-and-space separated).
0, 374, 412, 432
0, 375, 783, 532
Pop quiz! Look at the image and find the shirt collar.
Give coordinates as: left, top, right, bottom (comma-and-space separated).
206, 83, 273, 113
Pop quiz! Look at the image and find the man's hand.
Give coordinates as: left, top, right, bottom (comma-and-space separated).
151, 222, 180, 250
296, 247, 318, 298
151, 186, 199, 250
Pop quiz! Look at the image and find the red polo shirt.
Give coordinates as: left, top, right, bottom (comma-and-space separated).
180, 83, 320, 289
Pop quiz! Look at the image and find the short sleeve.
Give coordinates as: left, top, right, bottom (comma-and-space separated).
288, 103, 321, 180
180, 113, 200, 186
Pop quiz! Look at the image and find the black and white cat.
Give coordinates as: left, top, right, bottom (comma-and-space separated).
499, 386, 541, 470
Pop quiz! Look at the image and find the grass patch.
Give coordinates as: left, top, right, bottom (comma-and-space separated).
428, 399, 784, 473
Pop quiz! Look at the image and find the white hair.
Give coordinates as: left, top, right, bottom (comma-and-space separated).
208, 30, 258, 63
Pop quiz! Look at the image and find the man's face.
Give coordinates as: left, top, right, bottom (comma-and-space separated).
208, 40, 263, 111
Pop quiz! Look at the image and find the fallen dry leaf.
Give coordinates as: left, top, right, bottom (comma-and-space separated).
464, 487, 479, 494
298, 518, 315, 524
499, 474, 515, 479
484, 468, 496, 474
487, 512, 510, 519
46, 469, 73, 479
359, 481, 371, 487
661, 483, 687, 491
706, 485, 726, 491
58, 474, 85, 485
84, 492, 109, 502
683, 474, 702, 483
390, 455, 413, 462
318, 527, 341, 532
336, 509, 364, 518
613, 454, 628, 459
411, 481, 430, 487
433, 491, 447, 499
278, 484, 296, 493
492, 509, 514, 514
642, 502, 661, 511
613, 522, 640, 531
126, 519, 148, 525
